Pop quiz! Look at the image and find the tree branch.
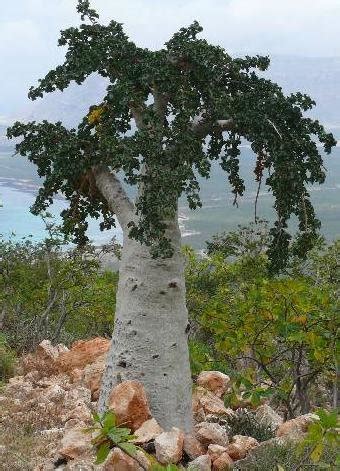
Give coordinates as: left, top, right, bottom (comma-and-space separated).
129, 101, 146, 130
93, 165, 135, 231
191, 110, 234, 137
152, 85, 168, 121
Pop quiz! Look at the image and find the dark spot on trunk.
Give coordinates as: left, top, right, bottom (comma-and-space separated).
185, 322, 190, 334
118, 360, 127, 368
163, 373, 168, 376
168, 281, 178, 288
127, 320, 132, 325
171, 343, 177, 347
54, 458, 68, 467
152, 354, 159, 359
131, 284, 138, 291
159, 290, 166, 295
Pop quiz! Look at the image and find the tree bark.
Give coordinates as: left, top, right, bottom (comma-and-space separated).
95, 167, 193, 432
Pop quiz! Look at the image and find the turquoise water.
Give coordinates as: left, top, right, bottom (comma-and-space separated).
0, 153, 123, 243
0, 185, 124, 244
1, 148, 339, 247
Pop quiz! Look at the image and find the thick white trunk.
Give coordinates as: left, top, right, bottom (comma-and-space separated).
98, 222, 193, 431
95, 166, 193, 431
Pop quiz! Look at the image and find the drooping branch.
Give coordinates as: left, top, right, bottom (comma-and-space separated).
93, 165, 135, 231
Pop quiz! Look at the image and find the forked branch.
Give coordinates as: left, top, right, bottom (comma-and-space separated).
191, 110, 234, 137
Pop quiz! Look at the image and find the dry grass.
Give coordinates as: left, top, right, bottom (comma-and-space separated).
0, 392, 63, 471
0, 425, 57, 471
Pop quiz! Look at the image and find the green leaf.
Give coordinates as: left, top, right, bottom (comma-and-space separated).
107, 427, 135, 444
119, 442, 139, 456
92, 411, 101, 423
316, 409, 338, 429
95, 442, 111, 464
310, 442, 324, 463
103, 410, 117, 430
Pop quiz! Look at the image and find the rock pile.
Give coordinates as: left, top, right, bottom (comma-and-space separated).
0, 338, 319, 470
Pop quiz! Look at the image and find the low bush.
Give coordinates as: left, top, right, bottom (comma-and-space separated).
0, 333, 16, 382
225, 409, 276, 443
235, 439, 339, 470
0, 216, 119, 353
186, 224, 339, 417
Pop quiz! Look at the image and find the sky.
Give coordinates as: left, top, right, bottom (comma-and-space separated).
1, 0, 340, 117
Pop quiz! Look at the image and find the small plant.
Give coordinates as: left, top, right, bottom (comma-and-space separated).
225, 408, 276, 442
88, 411, 188, 470
87, 410, 144, 466
300, 408, 340, 468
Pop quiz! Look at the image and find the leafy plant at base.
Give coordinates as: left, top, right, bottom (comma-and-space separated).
88, 411, 185, 470
87, 410, 144, 466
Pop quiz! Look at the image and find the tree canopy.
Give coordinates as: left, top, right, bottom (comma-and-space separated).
7, 0, 337, 270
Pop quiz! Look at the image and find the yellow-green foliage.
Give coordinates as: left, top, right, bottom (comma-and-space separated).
185, 236, 339, 416
301, 409, 340, 466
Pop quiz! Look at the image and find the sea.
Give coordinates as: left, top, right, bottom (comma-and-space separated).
1, 146, 340, 249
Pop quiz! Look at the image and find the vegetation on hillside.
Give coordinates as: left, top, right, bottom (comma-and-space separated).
187, 222, 339, 417
0, 216, 118, 352
1, 220, 338, 421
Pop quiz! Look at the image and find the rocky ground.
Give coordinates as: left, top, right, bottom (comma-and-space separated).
0, 338, 321, 470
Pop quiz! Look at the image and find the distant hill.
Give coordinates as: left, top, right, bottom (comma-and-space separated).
0, 125, 12, 152
265, 56, 340, 128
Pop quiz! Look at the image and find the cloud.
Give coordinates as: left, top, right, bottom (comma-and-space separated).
91, 0, 340, 56
1, 0, 339, 116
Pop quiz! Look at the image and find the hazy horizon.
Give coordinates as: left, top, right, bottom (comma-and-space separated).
1, 0, 340, 117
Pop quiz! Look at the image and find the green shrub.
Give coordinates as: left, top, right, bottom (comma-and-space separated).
234, 439, 339, 470
224, 408, 276, 443
185, 228, 339, 417
189, 339, 229, 377
0, 333, 16, 381
301, 409, 339, 467
0, 216, 119, 352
